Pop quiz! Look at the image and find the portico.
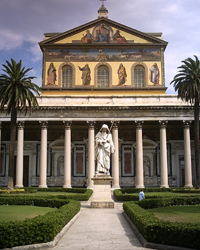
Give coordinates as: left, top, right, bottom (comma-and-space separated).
0, 95, 195, 188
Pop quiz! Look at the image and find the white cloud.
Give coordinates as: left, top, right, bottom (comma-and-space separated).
0, 30, 23, 51
29, 44, 42, 62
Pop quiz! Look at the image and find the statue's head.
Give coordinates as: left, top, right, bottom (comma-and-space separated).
101, 124, 109, 133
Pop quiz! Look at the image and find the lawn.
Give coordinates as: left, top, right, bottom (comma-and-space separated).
149, 205, 200, 223
0, 205, 57, 222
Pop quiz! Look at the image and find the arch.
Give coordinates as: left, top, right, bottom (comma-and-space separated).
94, 62, 112, 88
58, 62, 75, 88
131, 62, 148, 87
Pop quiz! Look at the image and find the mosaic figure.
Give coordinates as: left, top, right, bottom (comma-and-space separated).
113, 30, 127, 44
47, 63, 56, 85
117, 63, 127, 86
81, 30, 94, 44
149, 63, 159, 85
78, 64, 91, 85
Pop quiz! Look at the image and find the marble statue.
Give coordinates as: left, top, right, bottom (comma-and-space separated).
95, 124, 115, 174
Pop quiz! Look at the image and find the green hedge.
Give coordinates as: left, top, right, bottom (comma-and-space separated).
0, 199, 81, 248
56, 189, 93, 201
36, 187, 87, 193
120, 187, 200, 194
123, 197, 200, 249
114, 189, 200, 202
0, 196, 69, 207
138, 196, 200, 209
114, 189, 168, 201
0, 189, 93, 202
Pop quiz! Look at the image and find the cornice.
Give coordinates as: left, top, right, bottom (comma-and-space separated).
41, 43, 167, 51
41, 86, 167, 91
36, 106, 193, 111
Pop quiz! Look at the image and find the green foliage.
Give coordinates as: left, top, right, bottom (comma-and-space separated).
114, 188, 200, 201
138, 196, 200, 209
170, 55, 200, 103
0, 58, 40, 114
0, 189, 93, 203
36, 187, 87, 193
123, 197, 200, 249
0, 199, 80, 248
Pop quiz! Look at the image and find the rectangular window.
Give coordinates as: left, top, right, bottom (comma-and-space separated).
74, 145, 86, 177
122, 145, 134, 177
0, 144, 6, 177
36, 144, 52, 177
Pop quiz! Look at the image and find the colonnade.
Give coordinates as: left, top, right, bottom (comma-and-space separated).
0, 120, 193, 189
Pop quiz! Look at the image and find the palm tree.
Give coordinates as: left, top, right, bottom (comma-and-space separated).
170, 55, 200, 188
0, 58, 41, 189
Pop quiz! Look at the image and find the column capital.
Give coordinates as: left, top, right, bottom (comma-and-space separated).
183, 120, 192, 129
63, 121, 72, 129
135, 121, 144, 129
159, 120, 168, 129
39, 121, 48, 129
17, 121, 25, 130
112, 121, 120, 130
87, 121, 96, 130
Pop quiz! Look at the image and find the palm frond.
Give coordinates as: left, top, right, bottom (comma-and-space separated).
0, 58, 41, 114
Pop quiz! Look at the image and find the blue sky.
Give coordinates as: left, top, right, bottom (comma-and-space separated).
0, 0, 200, 94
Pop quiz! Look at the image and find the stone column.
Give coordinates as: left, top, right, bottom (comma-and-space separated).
112, 121, 120, 189
159, 121, 169, 188
15, 122, 24, 188
87, 121, 96, 189
135, 121, 144, 188
39, 121, 48, 188
183, 121, 193, 187
63, 121, 72, 188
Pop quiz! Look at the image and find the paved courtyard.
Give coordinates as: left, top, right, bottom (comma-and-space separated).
40, 202, 154, 250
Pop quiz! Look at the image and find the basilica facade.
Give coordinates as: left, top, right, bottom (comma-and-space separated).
0, 3, 197, 189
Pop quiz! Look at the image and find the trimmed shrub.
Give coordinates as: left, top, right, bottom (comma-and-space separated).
36, 187, 87, 193
114, 189, 200, 202
0, 189, 93, 202
0, 199, 80, 248
123, 197, 200, 249
0, 189, 25, 194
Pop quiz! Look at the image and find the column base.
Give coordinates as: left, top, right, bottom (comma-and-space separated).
160, 185, 169, 188
15, 185, 24, 188
38, 185, 48, 188
136, 185, 145, 189
184, 184, 193, 188
87, 185, 94, 190
63, 185, 71, 188
112, 185, 120, 190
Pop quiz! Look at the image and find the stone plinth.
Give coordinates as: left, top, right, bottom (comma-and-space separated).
91, 174, 114, 208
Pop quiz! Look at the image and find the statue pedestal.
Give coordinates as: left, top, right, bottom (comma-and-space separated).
91, 174, 114, 208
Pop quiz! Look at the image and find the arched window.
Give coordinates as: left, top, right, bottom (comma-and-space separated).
97, 65, 109, 88
134, 65, 144, 87
62, 65, 72, 88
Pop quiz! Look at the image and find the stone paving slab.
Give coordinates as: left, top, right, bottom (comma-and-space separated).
41, 203, 153, 250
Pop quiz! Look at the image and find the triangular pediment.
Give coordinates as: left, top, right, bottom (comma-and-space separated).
39, 18, 167, 49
